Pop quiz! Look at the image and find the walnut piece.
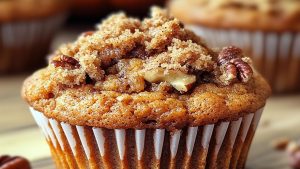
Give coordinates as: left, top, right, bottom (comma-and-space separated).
217, 46, 253, 85
52, 55, 80, 70
0, 155, 31, 169
143, 68, 196, 93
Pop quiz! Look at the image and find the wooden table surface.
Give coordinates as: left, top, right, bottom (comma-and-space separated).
0, 75, 299, 169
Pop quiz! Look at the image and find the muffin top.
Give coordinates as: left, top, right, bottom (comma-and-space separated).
168, 0, 300, 32
0, 0, 69, 22
22, 7, 271, 131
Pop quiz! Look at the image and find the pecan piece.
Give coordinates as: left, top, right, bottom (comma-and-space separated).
52, 55, 80, 70
0, 155, 31, 169
217, 46, 253, 85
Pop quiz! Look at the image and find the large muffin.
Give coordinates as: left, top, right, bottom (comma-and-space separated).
0, 0, 69, 74
22, 7, 271, 169
169, 0, 300, 93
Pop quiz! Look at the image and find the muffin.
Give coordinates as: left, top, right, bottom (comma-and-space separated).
22, 7, 271, 169
168, 0, 300, 93
0, 0, 69, 74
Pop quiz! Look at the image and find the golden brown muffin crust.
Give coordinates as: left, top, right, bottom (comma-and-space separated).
168, 0, 300, 32
0, 0, 69, 22
22, 7, 271, 131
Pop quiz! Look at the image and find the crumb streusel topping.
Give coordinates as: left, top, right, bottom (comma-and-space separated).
22, 7, 271, 130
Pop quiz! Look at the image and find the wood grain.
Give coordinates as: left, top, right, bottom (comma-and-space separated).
0, 75, 299, 169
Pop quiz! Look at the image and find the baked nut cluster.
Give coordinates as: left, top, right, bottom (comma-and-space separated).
0, 155, 31, 169
217, 46, 253, 85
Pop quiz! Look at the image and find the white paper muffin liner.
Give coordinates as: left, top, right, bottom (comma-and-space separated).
187, 25, 300, 93
30, 107, 264, 169
0, 13, 66, 73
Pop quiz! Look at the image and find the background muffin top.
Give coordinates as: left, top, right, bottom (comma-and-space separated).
22, 7, 271, 130
168, 0, 300, 31
0, 0, 69, 22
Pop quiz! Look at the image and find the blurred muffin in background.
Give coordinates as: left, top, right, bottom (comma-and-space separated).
169, 0, 300, 93
0, 0, 69, 74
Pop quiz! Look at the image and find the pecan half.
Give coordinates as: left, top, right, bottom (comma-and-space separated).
52, 55, 80, 70
217, 46, 253, 85
0, 155, 31, 169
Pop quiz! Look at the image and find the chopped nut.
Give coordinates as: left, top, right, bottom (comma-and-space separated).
217, 46, 253, 85
52, 55, 80, 70
143, 68, 165, 82
143, 68, 196, 93
271, 137, 290, 151
0, 155, 31, 169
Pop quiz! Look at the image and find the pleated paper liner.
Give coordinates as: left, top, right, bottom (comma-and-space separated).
187, 25, 300, 93
30, 107, 264, 169
0, 13, 66, 74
